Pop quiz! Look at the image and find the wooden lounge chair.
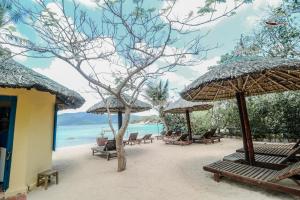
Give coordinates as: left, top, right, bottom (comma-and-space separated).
192, 129, 221, 144
91, 140, 117, 160
223, 152, 292, 170
137, 134, 154, 144
163, 130, 173, 138
203, 160, 300, 196
123, 132, 139, 145
236, 141, 300, 157
251, 140, 300, 149
164, 133, 192, 146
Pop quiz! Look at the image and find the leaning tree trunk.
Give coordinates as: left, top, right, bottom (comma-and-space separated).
159, 107, 169, 132
115, 107, 131, 172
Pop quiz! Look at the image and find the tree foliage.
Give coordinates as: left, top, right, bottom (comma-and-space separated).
144, 80, 169, 130
0, 0, 251, 171
215, 0, 300, 141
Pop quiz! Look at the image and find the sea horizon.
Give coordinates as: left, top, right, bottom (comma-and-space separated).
56, 123, 163, 148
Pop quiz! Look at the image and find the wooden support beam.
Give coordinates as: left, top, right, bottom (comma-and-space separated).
266, 76, 291, 90
246, 74, 267, 91
236, 92, 255, 166
248, 75, 266, 92
242, 75, 250, 90
118, 111, 122, 130
192, 85, 208, 101
228, 80, 240, 91
185, 110, 192, 141
268, 71, 300, 89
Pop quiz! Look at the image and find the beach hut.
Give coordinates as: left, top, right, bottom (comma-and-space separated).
87, 95, 151, 129
164, 98, 213, 140
0, 59, 84, 197
181, 57, 300, 165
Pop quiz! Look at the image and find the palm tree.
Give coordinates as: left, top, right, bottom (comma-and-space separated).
0, 0, 23, 56
0, 0, 22, 27
145, 80, 169, 131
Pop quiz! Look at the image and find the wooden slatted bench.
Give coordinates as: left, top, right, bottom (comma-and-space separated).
91, 146, 117, 160
37, 169, 58, 190
203, 160, 300, 196
236, 145, 300, 157
224, 152, 287, 169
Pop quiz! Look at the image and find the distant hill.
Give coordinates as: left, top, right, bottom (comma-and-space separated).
57, 112, 159, 126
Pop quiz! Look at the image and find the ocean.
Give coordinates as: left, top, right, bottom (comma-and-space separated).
56, 123, 163, 148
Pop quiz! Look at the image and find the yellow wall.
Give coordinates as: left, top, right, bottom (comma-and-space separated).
0, 88, 55, 197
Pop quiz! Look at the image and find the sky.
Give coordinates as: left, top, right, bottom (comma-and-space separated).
12, 0, 283, 115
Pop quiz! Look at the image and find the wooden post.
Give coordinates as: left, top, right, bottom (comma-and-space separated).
52, 105, 58, 151
185, 110, 192, 141
236, 92, 255, 165
118, 111, 122, 130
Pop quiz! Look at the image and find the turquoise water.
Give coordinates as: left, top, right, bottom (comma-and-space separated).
56, 123, 163, 148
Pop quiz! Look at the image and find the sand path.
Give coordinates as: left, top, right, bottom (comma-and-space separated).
28, 139, 295, 200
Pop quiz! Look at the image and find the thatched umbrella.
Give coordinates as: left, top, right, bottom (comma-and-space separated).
87, 95, 152, 129
164, 98, 213, 140
181, 57, 300, 165
0, 58, 85, 110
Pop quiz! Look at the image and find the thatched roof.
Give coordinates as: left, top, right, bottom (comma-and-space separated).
0, 58, 85, 110
87, 95, 152, 114
164, 98, 212, 113
181, 57, 300, 101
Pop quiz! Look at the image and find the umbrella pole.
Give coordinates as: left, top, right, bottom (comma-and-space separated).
185, 110, 192, 141
236, 92, 255, 166
118, 111, 122, 130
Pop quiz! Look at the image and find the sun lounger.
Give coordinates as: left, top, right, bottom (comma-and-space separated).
192, 129, 221, 144
250, 140, 300, 149
224, 152, 287, 170
227, 146, 300, 169
123, 132, 139, 145
164, 133, 192, 145
91, 140, 117, 160
236, 142, 300, 157
203, 160, 300, 196
137, 134, 154, 144
163, 130, 173, 138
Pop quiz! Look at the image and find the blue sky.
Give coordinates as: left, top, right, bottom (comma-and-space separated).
11, 0, 282, 115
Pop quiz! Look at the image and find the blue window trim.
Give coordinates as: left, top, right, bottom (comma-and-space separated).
52, 104, 58, 151
0, 95, 17, 191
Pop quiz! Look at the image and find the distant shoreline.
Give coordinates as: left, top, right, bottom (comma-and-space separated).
58, 122, 162, 126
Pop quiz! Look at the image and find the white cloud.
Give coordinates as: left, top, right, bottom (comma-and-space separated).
161, 0, 248, 29
188, 56, 219, 77
244, 0, 282, 28
246, 15, 261, 28
34, 57, 157, 116
33, 0, 99, 8
252, 0, 282, 10
34, 58, 99, 113
0, 23, 28, 62
72, 0, 99, 8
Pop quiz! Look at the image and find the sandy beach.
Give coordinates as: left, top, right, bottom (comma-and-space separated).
28, 139, 296, 200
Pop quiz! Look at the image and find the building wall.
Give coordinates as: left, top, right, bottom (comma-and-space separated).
0, 88, 55, 197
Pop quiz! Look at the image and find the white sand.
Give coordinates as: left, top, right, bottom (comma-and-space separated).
28, 139, 296, 200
